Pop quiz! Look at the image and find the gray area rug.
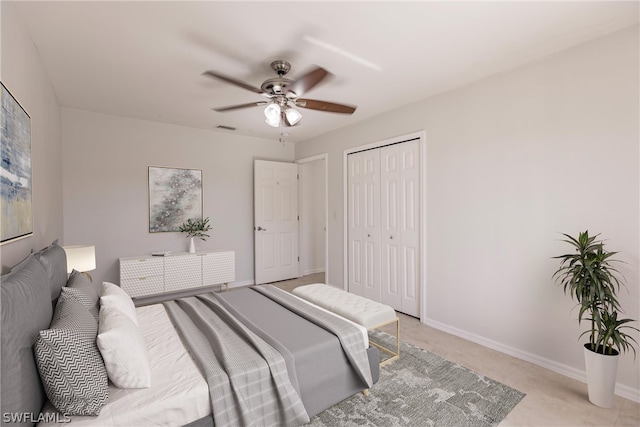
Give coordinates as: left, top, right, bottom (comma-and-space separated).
308, 331, 525, 426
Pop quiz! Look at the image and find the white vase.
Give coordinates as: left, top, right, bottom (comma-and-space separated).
188, 237, 195, 254
584, 344, 619, 408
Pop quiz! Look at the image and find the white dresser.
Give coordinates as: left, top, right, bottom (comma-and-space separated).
119, 250, 235, 298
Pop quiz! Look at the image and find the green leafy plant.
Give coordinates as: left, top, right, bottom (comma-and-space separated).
179, 217, 211, 241
553, 230, 638, 357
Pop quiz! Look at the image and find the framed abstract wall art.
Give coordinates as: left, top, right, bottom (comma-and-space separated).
1, 82, 33, 245
148, 166, 203, 233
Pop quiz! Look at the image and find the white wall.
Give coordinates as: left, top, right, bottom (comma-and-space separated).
61, 108, 294, 285
0, 2, 63, 272
299, 158, 326, 275
295, 26, 639, 398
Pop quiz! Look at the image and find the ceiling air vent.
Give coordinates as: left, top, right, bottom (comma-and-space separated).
216, 125, 236, 131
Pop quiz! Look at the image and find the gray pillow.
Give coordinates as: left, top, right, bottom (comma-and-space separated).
34, 240, 67, 302
1, 254, 52, 426
35, 292, 109, 416
66, 269, 100, 317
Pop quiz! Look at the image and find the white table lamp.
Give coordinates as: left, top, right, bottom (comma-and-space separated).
63, 245, 96, 280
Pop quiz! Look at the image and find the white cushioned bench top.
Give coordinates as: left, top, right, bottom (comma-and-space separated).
292, 283, 396, 329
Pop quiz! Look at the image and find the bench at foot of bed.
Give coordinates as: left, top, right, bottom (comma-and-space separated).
292, 283, 400, 366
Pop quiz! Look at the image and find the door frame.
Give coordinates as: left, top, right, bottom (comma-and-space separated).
296, 153, 329, 281
342, 131, 427, 321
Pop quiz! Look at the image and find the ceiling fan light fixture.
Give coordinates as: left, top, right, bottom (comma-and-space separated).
285, 107, 302, 125
264, 103, 281, 127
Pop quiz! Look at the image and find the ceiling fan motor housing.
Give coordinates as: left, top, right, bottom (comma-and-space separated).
261, 60, 294, 95
261, 77, 293, 95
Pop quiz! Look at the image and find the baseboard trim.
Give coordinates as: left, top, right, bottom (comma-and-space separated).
302, 268, 326, 276
228, 279, 254, 289
423, 318, 640, 403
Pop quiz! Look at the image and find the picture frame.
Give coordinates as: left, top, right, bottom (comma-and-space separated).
1, 82, 33, 245
148, 166, 203, 233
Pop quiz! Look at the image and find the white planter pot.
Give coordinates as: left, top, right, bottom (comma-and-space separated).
188, 237, 196, 254
584, 344, 619, 408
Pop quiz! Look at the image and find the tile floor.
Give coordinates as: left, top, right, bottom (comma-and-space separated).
272, 273, 640, 427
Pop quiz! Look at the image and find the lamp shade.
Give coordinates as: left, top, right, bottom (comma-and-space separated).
285, 107, 302, 125
264, 103, 281, 127
63, 245, 96, 273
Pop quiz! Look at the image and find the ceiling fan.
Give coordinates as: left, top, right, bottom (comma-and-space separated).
204, 60, 357, 127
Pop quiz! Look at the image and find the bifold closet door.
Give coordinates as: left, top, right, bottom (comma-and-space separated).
347, 150, 381, 301
380, 140, 420, 317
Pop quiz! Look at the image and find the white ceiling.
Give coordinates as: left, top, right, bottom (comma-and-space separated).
13, 1, 639, 144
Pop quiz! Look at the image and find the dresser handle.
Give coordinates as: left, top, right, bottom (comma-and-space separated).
138, 277, 146, 280
138, 259, 147, 262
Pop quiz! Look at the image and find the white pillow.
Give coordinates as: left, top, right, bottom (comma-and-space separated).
101, 281, 138, 325
97, 305, 151, 389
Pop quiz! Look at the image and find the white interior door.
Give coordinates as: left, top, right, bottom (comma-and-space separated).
380, 141, 420, 316
347, 150, 381, 301
254, 160, 299, 285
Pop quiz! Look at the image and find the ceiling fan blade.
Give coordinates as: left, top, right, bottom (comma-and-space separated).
203, 70, 264, 94
295, 99, 356, 114
287, 67, 330, 97
213, 101, 267, 112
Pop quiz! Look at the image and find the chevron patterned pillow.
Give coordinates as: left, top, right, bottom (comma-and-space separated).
35, 292, 109, 415
59, 287, 99, 320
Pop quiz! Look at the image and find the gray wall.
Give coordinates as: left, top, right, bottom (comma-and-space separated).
61, 108, 294, 285
0, 2, 63, 272
295, 26, 640, 398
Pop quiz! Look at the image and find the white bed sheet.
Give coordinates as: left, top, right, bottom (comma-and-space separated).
38, 304, 211, 427
37, 289, 368, 427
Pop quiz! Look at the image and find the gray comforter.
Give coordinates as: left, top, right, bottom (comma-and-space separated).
164, 293, 310, 427
165, 285, 374, 427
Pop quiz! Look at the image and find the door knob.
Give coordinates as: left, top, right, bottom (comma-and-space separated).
257, 226, 267, 231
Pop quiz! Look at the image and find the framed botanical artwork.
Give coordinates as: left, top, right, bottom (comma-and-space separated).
148, 166, 203, 233
1, 82, 33, 245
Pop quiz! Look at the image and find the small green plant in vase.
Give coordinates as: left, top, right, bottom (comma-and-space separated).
179, 217, 211, 253
553, 230, 638, 408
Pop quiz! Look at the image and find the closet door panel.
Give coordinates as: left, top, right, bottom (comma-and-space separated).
380, 141, 420, 316
348, 150, 380, 299
380, 144, 402, 310
399, 140, 420, 316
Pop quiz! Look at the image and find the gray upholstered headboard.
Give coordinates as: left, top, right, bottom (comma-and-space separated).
1, 241, 67, 427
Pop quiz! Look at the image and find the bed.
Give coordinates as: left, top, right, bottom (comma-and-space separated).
0, 241, 379, 427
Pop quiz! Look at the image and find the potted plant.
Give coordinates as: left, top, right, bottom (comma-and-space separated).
179, 217, 212, 253
553, 230, 638, 408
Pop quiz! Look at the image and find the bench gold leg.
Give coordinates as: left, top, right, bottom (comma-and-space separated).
362, 389, 370, 397
368, 317, 400, 366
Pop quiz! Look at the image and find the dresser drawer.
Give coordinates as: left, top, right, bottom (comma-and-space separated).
164, 254, 202, 292
202, 251, 235, 286
120, 257, 164, 281
121, 275, 164, 298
